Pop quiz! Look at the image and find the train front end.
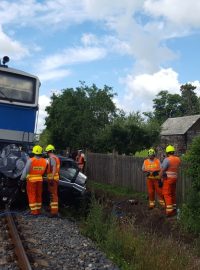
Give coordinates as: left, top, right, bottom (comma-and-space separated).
0, 57, 40, 206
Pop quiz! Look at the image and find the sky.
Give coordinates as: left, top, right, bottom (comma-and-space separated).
1, 0, 200, 132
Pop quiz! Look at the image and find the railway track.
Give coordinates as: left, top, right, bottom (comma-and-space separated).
0, 209, 50, 270
5, 211, 32, 270
0, 209, 31, 269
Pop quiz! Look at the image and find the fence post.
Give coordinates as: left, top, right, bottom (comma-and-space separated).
111, 151, 117, 185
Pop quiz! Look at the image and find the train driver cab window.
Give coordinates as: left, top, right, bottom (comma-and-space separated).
0, 71, 36, 104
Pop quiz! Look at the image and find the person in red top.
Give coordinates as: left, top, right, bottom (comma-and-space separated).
159, 145, 181, 217
45, 144, 60, 217
76, 150, 85, 172
20, 145, 47, 216
142, 148, 165, 209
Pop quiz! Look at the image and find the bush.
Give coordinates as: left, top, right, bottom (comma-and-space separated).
180, 136, 200, 233
134, 149, 148, 158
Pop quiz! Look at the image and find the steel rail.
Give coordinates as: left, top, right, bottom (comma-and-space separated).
5, 212, 32, 270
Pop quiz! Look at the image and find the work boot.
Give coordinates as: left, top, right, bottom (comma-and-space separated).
166, 210, 177, 218
47, 213, 61, 218
24, 212, 39, 218
148, 206, 155, 210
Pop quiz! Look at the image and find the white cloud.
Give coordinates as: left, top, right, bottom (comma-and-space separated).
0, 26, 29, 59
96, 7, 178, 73
192, 81, 200, 90
117, 68, 180, 112
103, 36, 132, 55
36, 94, 51, 133
0, 0, 194, 74
144, 0, 200, 28
35, 33, 132, 83
0, 0, 143, 27
0, 0, 48, 25
126, 68, 180, 98
35, 46, 106, 82
39, 69, 71, 82
81, 33, 132, 55
0, 0, 88, 27
84, 0, 144, 20
81, 33, 99, 46
188, 80, 200, 95
40, 47, 106, 71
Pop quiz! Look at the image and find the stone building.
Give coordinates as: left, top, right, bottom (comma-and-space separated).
160, 114, 200, 156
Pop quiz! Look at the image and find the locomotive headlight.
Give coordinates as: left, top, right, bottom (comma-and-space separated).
2, 56, 10, 65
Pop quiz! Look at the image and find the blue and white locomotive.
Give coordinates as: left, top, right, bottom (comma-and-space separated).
0, 56, 40, 205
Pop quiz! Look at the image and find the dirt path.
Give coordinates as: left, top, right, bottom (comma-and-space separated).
94, 189, 198, 245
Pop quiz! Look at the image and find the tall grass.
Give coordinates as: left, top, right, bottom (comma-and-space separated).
82, 196, 199, 270
88, 181, 146, 200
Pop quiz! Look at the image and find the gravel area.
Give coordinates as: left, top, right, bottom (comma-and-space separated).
0, 217, 20, 270
17, 213, 120, 270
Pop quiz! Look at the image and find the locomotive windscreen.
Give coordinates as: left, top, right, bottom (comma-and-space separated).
0, 70, 36, 104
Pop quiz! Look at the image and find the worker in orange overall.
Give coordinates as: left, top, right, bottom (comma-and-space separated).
159, 145, 181, 217
20, 145, 47, 216
45, 144, 60, 217
76, 150, 85, 172
142, 148, 165, 209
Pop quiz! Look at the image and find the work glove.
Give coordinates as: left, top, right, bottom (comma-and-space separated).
19, 178, 26, 185
162, 172, 167, 179
152, 171, 159, 177
158, 180, 163, 188
19, 179, 26, 192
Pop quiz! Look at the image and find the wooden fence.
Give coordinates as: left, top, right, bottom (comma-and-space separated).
86, 152, 191, 204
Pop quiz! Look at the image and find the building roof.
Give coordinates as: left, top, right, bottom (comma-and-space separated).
160, 114, 200, 135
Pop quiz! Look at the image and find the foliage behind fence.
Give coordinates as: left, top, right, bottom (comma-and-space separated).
86, 152, 191, 204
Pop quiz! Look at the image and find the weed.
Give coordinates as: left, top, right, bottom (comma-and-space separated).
82, 196, 199, 270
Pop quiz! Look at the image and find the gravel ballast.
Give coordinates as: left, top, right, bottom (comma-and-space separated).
17, 213, 120, 270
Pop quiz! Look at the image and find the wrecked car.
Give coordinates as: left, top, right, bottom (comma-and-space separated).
58, 155, 87, 194
0, 144, 87, 206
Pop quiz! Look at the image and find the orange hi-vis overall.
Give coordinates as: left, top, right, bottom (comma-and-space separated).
26, 157, 47, 215
162, 155, 181, 216
76, 155, 84, 172
143, 158, 165, 209
47, 154, 60, 215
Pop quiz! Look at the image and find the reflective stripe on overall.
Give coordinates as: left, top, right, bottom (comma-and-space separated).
27, 157, 47, 214
47, 154, 60, 181
143, 158, 164, 208
47, 154, 60, 214
163, 155, 181, 215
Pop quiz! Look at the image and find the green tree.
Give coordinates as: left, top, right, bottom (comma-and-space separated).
44, 82, 117, 150
143, 116, 161, 146
152, 90, 182, 124
94, 112, 158, 154
39, 129, 51, 148
145, 84, 200, 126
180, 83, 200, 115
